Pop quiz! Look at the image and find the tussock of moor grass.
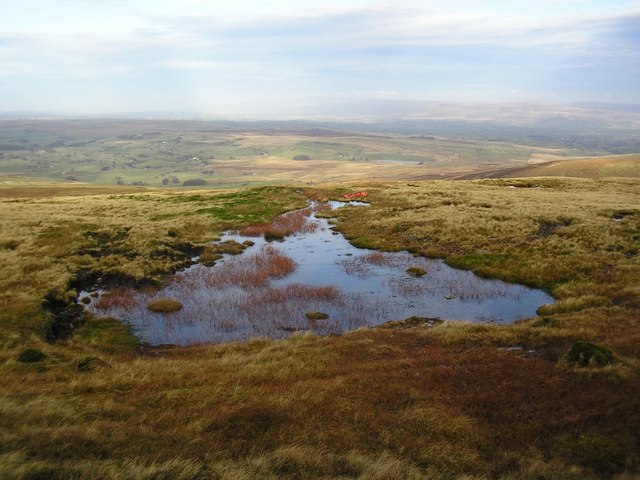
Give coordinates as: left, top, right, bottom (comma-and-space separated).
146, 298, 183, 313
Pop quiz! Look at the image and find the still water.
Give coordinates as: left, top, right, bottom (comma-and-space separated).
81, 202, 554, 345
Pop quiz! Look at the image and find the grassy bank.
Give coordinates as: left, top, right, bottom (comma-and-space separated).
0, 177, 639, 479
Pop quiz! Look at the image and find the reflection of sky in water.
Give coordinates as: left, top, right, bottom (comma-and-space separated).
82, 204, 554, 346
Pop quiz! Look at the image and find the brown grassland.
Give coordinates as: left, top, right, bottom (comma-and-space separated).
0, 174, 639, 479
459, 153, 640, 180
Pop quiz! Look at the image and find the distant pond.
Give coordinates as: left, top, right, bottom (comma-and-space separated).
80, 202, 554, 345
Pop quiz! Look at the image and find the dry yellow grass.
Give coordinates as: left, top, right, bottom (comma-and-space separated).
521, 154, 640, 178
146, 299, 183, 313
0, 177, 639, 478
460, 153, 640, 180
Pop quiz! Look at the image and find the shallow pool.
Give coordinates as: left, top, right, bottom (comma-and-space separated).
81, 203, 554, 345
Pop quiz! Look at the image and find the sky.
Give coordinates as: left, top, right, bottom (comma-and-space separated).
1, 0, 639, 116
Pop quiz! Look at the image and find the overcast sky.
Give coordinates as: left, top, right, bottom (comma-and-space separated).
1, 0, 639, 116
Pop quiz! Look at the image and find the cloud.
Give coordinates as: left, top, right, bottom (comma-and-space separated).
1, 0, 639, 113
586, 13, 640, 56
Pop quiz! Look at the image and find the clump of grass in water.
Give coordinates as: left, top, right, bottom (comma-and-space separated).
362, 251, 390, 266
264, 229, 286, 242
199, 251, 222, 267
200, 241, 250, 266
305, 311, 329, 321
406, 267, 427, 277
213, 240, 247, 255
147, 298, 183, 313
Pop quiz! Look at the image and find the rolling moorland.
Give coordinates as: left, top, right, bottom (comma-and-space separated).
2, 117, 640, 188
0, 118, 639, 479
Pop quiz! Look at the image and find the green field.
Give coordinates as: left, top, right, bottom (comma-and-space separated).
0, 119, 596, 188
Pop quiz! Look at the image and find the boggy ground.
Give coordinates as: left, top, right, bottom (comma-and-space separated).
0, 177, 639, 479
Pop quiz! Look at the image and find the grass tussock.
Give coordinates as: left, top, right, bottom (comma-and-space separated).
146, 298, 183, 313
565, 341, 616, 368
16, 348, 47, 363
406, 266, 427, 277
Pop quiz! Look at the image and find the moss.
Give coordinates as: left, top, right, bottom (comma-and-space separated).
566, 341, 616, 367
16, 348, 47, 363
79, 317, 139, 353
194, 187, 305, 224
147, 299, 183, 313
446, 253, 507, 271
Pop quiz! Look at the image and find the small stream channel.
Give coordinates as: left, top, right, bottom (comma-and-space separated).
80, 201, 554, 345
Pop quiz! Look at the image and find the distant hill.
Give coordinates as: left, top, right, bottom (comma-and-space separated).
458, 153, 640, 179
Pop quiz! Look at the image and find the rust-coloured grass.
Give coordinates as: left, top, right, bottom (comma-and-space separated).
1, 328, 638, 479
238, 206, 318, 238
94, 287, 137, 311
187, 245, 297, 289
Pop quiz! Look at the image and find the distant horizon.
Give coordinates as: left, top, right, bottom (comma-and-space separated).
2, 100, 640, 125
3, 99, 640, 121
